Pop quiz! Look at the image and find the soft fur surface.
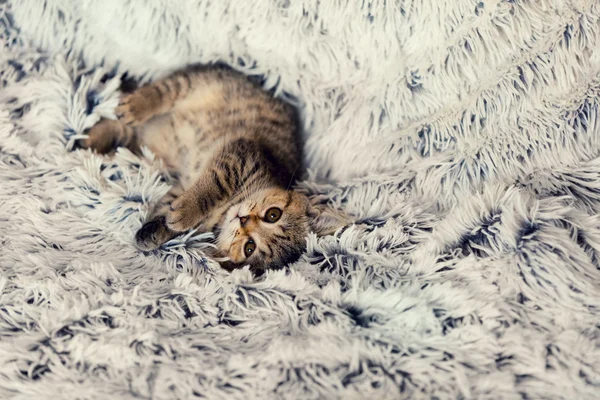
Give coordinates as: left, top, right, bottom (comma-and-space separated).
1, 0, 600, 399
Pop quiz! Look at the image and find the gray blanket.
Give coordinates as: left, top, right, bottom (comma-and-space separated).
1, 1, 599, 399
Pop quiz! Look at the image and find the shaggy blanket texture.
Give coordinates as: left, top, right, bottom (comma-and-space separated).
1, 0, 600, 399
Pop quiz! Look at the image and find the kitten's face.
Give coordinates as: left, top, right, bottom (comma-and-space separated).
216, 188, 311, 271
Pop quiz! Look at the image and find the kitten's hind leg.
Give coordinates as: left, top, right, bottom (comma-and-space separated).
115, 73, 192, 126
116, 65, 227, 126
116, 88, 166, 127
81, 118, 138, 154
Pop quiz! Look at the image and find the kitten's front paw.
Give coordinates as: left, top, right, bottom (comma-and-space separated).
166, 195, 202, 232
135, 217, 172, 251
116, 90, 155, 126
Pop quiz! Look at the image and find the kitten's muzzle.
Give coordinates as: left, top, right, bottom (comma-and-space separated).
238, 216, 249, 227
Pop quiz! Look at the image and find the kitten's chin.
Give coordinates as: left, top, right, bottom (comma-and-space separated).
200, 247, 239, 272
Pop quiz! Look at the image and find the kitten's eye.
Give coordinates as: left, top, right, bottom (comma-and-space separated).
264, 207, 282, 223
244, 239, 256, 257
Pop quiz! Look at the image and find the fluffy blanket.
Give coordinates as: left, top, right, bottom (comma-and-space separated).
1, 1, 599, 399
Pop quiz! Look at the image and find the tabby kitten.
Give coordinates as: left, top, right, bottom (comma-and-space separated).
82, 64, 351, 271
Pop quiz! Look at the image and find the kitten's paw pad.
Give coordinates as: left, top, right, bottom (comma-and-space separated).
116, 91, 155, 125
166, 197, 201, 232
135, 218, 170, 251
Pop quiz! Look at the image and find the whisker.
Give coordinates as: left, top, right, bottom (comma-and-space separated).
286, 163, 300, 191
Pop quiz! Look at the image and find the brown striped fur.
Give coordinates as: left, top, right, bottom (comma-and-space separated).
82, 64, 351, 271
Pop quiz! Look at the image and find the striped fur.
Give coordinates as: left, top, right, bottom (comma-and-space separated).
82, 64, 350, 271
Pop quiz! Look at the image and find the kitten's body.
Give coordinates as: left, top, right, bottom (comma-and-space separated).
83, 64, 349, 271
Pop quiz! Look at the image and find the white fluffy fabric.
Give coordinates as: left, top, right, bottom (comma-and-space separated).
1, 0, 600, 398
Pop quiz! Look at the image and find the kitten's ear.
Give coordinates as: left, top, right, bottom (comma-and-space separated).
307, 203, 353, 236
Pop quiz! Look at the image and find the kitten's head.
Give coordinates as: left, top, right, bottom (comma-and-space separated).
215, 187, 351, 272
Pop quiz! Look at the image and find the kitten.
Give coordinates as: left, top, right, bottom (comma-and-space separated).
81, 63, 351, 272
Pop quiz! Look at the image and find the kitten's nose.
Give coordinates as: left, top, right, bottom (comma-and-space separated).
238, 216, 249, 226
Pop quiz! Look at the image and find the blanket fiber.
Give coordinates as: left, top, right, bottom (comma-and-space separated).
1, 0, 600, 399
